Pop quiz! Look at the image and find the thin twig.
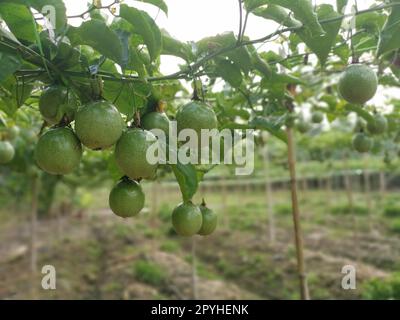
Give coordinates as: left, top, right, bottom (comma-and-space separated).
237, 0, 243, 44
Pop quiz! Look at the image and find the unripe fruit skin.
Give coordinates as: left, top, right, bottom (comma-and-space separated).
23, 130, 37, 143
367, 114, 388, 135
338, 64, 378, 105
0, 141, 15, 164
6, 126, 20, 140
115, 128, 158, 180
296, 121, 310, 134
172, 202, 203, 236
35, 127, 82, 175
198, 205, 217, 236
141, 112, 170, 136
109, 180, 145, 218
39, 86, 77, 125
75, 101, 124, 150
311, 112, 324, 124
352, 133, 372, 153
176, 101, 218, 137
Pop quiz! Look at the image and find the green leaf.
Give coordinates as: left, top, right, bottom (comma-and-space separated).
0, 52, 21, 82
215, 59, 243, 88
336, 0, 348, 13
256, 4, 341, 65
0, 24, 20, 44
67, 20, 123, 64
196, 32, 253, 73
377, 0, 400, 57
128, 46, 147, 77
170, 162, 199, 202
120, 4, 162, 61
251, 51, 273, 77
134, 0, 168, 16
107, 153, 124, 182
253, 5, 302, 28
244, 0, 269, 12
268, 0, 325, 37
250, 116, 287, 143
302, 4, 342, 65
0, 76, 33, 115
161, 30, 193, 61
0, 3, 36, 42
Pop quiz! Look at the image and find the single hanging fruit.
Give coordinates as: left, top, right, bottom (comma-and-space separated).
338, 64, 378, 105
176, 100, 218, 147
35, 127, 82, 175
115, 128, 159, 180
0, 141, 15, 164
352, 132, 372, 153
74, 100, 124, 150
109, 179, 145, 218
311, 111, 324, 124
172, 202, 202, 236
367, 113, 388, 135
198, 204, 217, 236
39, 85, 77, 125
141, 112, 171, 136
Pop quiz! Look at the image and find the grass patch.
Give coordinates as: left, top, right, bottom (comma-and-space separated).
134, 260, 167, 286
274, 204, 292, 215
160, 240, 180, 253
383, 205, 400, 218
330, 204, 368, 216
362, 273, 400, 299
389, 219, 400, 234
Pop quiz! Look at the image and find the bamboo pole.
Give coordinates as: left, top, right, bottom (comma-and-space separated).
30, 175, 39, 299
264, 145, 275, 243
379, 171, 386, 202
286, 127, 310, 300
191, 236, 198, 300
221, 180, 229, 227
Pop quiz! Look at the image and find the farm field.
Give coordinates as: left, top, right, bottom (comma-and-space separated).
1, 184, 399, 300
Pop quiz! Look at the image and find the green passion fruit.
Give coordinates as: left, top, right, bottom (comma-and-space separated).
115, 128, 159, 180
109, 179, 145, 218
338, 64, 378, 105
35, 127, 82, 175
352, 132, 373, 153
141, 112, 171, 136
198, 204, 218, 236
367, 113, 388, 135
39, 86, 78, 125
74, 100, 124, 150
0, 141, 15, 164
311, 111, 324, 124
176, 101, 218, 145
172, 202, 203, 237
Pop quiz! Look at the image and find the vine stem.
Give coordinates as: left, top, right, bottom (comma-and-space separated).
237, 0, 243, 44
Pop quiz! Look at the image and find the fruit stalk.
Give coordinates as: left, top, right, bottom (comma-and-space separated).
286, 126, 310, 300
